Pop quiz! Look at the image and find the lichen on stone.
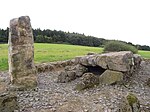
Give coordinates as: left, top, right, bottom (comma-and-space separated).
126, 93, 138, 106
126, 93, 140, 112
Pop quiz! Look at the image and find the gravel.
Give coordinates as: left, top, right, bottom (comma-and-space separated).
0, 60, 150, 112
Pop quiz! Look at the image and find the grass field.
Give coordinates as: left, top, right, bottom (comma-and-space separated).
0, 43, 102, 71
0, 43, 150, 71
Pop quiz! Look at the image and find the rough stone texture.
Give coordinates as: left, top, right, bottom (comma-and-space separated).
56, 51, 142, 84
65, 64, 87, 77
8, 16, 37, 89
0, 92, 19, 112
133, 54, 143, 68
0, 78, 7, 93
57, 71, 76, 83
0, 59, 149, 111
79, 55, 97, 66
96, 51, 134, 72
36, 59, 75, 73
99, 70, 124, 85
37, 52, 142, 84
76, 51, 141, 73
36, 63, 55, 73
75, 73, 99, 91
57, 64, 87, 83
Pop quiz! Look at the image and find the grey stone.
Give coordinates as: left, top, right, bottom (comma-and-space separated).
80, 56, 89, 66
75, 64, 87, 77
57, 71, 76, 83
77, 51, 140, 73
87, 55, 97, 66
36, 59, 76, 73
99, 70, 124, 85
8, 16, 37, 89
133, 54, 142, 67
57, 64, 87, 83
75, 73, 99, 91
67, 71, 76, 81
57, 71, 67, 83
0, 78, 7, 93
79, 55, 97, 66
74, 56, 82, 65
0, 92, 19, 112
96, 51, 134, 72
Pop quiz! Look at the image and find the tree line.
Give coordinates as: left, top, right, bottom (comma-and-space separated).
0, 28, 150, 51
32, 29, 105, 47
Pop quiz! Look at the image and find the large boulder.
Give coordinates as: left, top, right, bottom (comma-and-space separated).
99, 70, 124, 85
77, 51, 141, 73
96, 51, 134, 72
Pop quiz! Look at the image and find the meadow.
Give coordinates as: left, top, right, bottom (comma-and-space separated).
0, 43, 150, 71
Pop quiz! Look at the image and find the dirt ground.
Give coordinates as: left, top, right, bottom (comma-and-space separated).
0, 60, 150, 112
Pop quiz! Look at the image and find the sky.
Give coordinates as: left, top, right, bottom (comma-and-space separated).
1, 0, 150, 46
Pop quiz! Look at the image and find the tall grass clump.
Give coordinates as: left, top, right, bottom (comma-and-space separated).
103, 40, 138, 54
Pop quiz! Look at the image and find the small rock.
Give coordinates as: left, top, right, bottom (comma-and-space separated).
75, 73, 99, 91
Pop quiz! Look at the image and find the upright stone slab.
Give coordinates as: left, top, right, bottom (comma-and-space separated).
8, 16, 37, 89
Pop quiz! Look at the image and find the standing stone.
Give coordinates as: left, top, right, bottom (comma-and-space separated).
8, 16, 37, 89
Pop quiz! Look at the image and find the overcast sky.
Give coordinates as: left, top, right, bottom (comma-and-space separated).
1, 0, 150, 46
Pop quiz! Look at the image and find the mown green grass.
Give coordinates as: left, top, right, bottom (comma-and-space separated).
138, 50, 150, 59
34, 43, 102, 63
0, 43, 102, 71
0, 43, 150, 71
0, 44, 8, 71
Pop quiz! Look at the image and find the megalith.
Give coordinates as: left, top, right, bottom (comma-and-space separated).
8, 16, 37, 89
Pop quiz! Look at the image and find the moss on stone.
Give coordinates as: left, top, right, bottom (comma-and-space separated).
75, 82, 99, 91
126, 93, 138, 107
75, 83, 86, 91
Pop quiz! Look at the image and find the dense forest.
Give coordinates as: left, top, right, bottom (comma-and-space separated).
0, 28, 150, 51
